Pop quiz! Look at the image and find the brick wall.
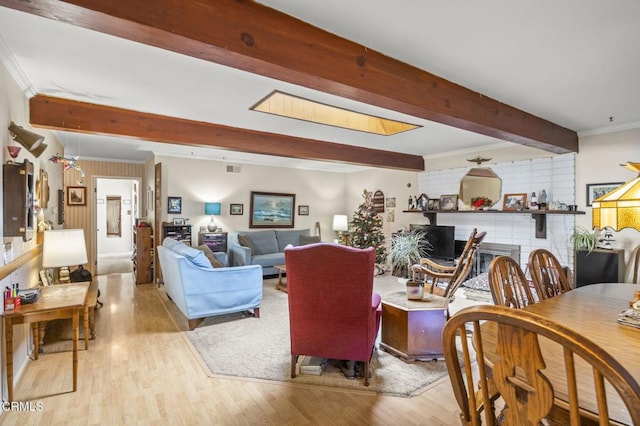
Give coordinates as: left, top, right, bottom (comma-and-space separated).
418, 153, 577, 274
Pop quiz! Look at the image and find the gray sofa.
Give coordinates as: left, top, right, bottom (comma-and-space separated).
229, 229, 316, 276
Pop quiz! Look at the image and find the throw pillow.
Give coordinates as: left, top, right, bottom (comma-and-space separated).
237, 234, 255, 255
195, 245, 225, 268
299, 235, 321, 245
172, 244, 212, 269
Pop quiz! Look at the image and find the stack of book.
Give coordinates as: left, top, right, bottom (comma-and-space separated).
299, 356, 328, 376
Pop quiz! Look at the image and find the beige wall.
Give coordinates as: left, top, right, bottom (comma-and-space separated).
576, 128, 640, 281
155, 155, 347, 241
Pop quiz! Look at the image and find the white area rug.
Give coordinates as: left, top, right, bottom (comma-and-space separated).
182, 276, 482, 397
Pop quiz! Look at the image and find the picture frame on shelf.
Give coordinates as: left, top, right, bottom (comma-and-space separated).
503, 193, 527, 211
67, 186, 86, 206
586, 182, 624, 206
249, 191, 295, 228
230, 203, 243, 215
439, 194, 458, 211
172, 218, 185, 226
427, 198, 439, 211
167, 196, 182, 214
298, 205, 309, 216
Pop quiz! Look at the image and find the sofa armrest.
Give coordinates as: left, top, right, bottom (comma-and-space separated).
212, 251, 227, 266
230, 244, 252, 266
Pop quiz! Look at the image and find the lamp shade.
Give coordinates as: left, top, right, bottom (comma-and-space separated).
42, 229, 88, 267
332, 214, 348, 232
592, 162, 640, 231
8, 121, 45, 151
204, 202, 221, 215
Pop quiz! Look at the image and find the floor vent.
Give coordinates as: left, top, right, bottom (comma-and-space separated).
226, 165, 241, 173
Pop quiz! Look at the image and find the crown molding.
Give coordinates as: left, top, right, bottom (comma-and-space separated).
0, 34, 36, 98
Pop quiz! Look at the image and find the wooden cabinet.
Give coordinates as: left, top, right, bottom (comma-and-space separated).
198, 231, 228, 252
3, 159, 34, 241
162, 223, 192, 246
575, 248, 624, 287
132, 226, 154, 284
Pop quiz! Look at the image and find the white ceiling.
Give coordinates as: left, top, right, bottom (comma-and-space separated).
1, 1, 639, 172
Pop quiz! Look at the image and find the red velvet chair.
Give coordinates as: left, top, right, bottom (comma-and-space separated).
285, 243, 381, 386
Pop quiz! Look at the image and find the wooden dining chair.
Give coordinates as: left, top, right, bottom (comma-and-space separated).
528, 248, 571, 300
442, 304, 640, 425
488, 255, 537, 308
413, 228, 486, 300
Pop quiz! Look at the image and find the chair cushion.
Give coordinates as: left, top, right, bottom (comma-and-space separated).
246, 230, 279, 255
237, 234, 256, 255
276, 229, 310, 252
299, 235, 321, 245
195, 245, 225, 268
172, 243, 214, 269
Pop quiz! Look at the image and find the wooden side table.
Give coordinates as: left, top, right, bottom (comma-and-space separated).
274, 265, 287, 293
380, 291, 448, 362
1, 282, 89, 401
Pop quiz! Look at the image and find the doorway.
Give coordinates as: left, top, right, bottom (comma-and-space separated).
95, 177, 140, 275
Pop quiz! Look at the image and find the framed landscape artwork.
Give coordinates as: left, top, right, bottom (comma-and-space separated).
586, 182, 623, 206
230, 203, 243, 215
67, 186, 86, 206
250, 191, 295, 228
298, 205, 309, 216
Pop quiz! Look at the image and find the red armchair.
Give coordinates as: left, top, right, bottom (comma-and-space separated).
284, 243, 381, 386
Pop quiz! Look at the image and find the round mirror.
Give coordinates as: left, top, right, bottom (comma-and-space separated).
459, 168, 502, 208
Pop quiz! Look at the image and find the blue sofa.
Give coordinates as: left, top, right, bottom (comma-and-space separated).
229, 229, 313, 276
157, 237, 263, 330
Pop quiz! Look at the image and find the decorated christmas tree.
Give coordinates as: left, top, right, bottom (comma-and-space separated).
350, 189, 387, 266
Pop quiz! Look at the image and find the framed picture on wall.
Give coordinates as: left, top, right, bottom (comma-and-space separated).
586, 182, 623, 206
67, 186, 86, 206
250, 191, 295, 228
230, 203, 243, 215
298, 205, 309, 216
167, 196, 182, 214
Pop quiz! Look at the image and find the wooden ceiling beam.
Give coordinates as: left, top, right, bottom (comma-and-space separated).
1, 0, 577, 154
29, 95, 425, 171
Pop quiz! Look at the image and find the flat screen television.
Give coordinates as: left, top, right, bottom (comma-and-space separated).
410, 224, 456, 261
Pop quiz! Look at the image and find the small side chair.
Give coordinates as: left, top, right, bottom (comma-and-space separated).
488, 255, 537, 308
528, 248, 571, 300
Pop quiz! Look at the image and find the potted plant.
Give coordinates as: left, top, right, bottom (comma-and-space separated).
570, 226, 598, 255
389, 230, 432, 299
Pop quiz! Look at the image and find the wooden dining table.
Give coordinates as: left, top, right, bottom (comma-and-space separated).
482, 283, 640, 425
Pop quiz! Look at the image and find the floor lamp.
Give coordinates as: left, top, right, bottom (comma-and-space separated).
42, 229, 88, 284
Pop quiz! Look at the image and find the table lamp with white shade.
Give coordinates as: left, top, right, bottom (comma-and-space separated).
332, 214, 350, 245
42, 229, 88, 284
204, 202, 222, 232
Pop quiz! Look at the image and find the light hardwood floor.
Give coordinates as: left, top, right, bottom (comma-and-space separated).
0, 273, 461, 425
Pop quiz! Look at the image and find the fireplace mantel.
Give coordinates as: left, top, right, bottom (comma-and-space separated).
418, 209, 586, 239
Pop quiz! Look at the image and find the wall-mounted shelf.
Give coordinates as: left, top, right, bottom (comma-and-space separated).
413, 209, 585, 239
